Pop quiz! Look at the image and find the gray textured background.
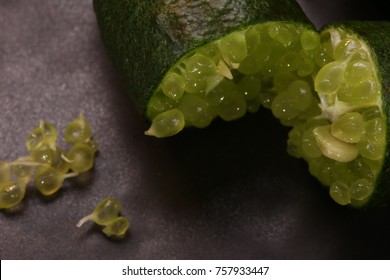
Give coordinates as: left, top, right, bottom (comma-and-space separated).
1, 0, 389, 259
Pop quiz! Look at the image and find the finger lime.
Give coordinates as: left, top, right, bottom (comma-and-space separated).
93, 1, 390, 208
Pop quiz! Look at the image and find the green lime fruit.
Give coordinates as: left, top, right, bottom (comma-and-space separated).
93, 1, 390, 208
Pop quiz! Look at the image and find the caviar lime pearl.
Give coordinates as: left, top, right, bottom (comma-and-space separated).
77, 197, 129, 238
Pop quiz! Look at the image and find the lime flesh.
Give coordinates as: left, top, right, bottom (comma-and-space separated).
145, 22, 385, 207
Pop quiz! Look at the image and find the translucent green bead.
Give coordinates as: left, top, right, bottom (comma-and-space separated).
350, 178, 373, 201
286, 80, 313, 111
93, 198, 122, 225
13, 164, 33, 186
364, 117, 386, 144
161, 72, 185, 101
300, 29, 320, 51
217, 90, 247, 122
258, 90, 275, 109
238, 43, 271, 74
304, 117, 330, 130
314, 61, 345, 94
329, 162, 354, 184
145, 109, 185, 138
271, 92, 297, 121
246, 98, 262, 114
313, 43, 333, 66
207, 80, 246, 121
197, 43, 221, 63
353, 157, 375, 181
278, 52, 299, 72
184, 53, 217, 79
65, 113, 92, 145
26, 127, 45, 151
260, 44, 284, 76
362, 106, 381, 121
280, 117, 304, 127
308, 157, 324, 178
66, 143, 95, 173
102, 216, 130, 237
334, 38, 360, 61
238, 76, 262, 101
219, 31, 247, 64
330, 112, 365, 143
363, 158, 382, 176
77, 197, 122, 227
0, 181, 26, 209
338, 80, 378, 105
34, 167, 64, 196
299, 100, 321, 120
184, 75, 207, 94
287, 125, 303, 158
318, 158, 335, 186
329, 180, 351, 205
147, 91, 179, 119
358, 140, 385, 161
51, 146, 70, 174
273, 72, 297, 92
352, 48, 370, 60
245, 26, 261, 54
178, 94, 212, 128
297, 54, 315, 76
26, 120, 57, 151
301, 129, 322, 159
358, 118, 386, 160
345, 60, 372, 86
271, 81, 312, 121
40, 121, 57, 149
30, 143, 54, 165
206, 73, 224, 93
268, 23, 295, 47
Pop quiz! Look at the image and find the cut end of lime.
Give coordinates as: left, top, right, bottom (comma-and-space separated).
145, 22, 386, 207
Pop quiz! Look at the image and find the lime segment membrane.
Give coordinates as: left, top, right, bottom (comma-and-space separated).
145, 22, 385, 207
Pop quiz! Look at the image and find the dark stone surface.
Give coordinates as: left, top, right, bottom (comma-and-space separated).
0, 0, 389, 259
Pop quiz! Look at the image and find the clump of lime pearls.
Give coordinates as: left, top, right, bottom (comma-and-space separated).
76, 197, 130, 238
145, 22, 386, 207
0, 114, 98, 209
